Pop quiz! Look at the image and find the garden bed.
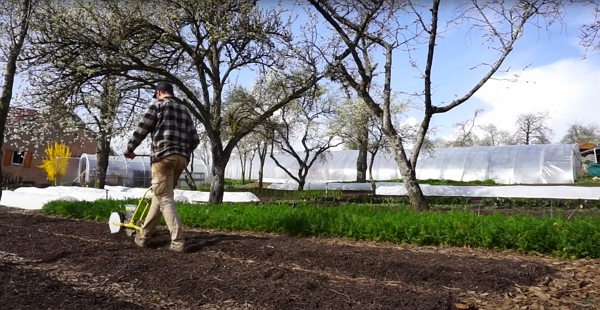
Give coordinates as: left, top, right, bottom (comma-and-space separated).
1, 206, 597, 309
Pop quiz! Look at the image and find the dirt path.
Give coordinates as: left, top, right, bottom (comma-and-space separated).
0, 207, 597, 309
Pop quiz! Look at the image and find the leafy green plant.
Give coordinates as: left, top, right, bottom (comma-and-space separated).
41, 198, 136, 221
40, 198, 600, 259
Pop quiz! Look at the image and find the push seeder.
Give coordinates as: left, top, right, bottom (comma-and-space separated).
108, 187, 152, 236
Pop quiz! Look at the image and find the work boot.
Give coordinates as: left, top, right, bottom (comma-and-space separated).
134, 233, 148, 248
168, 241, 185, 252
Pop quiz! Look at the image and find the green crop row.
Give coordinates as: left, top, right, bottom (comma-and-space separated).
281, 195, 600, 209
40, 199, 600, 259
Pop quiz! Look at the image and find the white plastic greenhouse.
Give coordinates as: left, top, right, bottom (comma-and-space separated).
78, 154, 208, 188
224, 144, 584, 185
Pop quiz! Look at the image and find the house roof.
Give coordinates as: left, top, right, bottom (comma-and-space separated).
8, 106, 37, 116
579, 142, 596, 151
8, 106, 88, 130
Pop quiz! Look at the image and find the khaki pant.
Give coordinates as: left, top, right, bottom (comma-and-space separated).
138, 154, 187, 246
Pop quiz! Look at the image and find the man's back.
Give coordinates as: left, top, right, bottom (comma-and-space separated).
151, 97, 199, 162
127, 97, 200, 163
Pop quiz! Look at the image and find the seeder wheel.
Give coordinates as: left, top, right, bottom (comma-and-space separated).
108, 212, 126, 234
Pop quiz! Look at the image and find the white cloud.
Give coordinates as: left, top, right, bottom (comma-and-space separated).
403, 116, 418, 126
472, 56, 600, 143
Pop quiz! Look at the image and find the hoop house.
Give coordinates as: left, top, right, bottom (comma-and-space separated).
78, 154, 208, 188
225, 144, 584, 185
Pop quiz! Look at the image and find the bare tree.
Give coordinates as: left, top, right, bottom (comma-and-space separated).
514, 111, 553, 145
335, 95, 370, 182
0, 0, 35, 199
193, 127, 211, 185
234, 137, 256, 185
270, 84, 343, 190
26, 0, 329, 203
18, 74, 145, 188
365, 114, 390, 191
255, 139, 269, 187
561, 122, 600, 144
426, 137, 449, 148
447, 108, 483, 147
478, 123, 515, 146
578, 0, 600, 56
333, 93, 411, 188
309, 0, 564, 210
252, 115, 277, 188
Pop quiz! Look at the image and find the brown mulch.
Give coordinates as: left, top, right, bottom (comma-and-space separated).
0, 207, 597, 309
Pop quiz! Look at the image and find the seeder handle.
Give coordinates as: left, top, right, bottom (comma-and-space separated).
127, 187, 153, 228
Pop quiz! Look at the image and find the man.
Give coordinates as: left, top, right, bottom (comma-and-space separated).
124, 81, 200, 252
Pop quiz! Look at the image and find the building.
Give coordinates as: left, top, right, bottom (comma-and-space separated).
579, 142, 599, 163
2, 107, 98, 187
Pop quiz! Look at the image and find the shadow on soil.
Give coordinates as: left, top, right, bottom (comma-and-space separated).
143, 229, 268, 254
0, 263, 145, 309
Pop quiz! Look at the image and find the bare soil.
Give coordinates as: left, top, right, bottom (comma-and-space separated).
0, 206, 597, 309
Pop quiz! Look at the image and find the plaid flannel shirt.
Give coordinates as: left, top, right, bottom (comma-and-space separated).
127, 97, 200, 163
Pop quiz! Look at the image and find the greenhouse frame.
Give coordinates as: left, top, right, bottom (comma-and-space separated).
224, 144, 584, 185
76, 154, 209, 188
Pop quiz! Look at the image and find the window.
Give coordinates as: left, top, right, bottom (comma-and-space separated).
11, 151, 25, 165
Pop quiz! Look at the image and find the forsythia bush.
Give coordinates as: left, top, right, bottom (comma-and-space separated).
38, 142, 72, 183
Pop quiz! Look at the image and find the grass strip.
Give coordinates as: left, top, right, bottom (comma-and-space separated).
40, 199, 600, 259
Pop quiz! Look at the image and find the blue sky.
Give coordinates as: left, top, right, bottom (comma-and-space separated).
9, 1, 600, 153
232, 1, 600, 145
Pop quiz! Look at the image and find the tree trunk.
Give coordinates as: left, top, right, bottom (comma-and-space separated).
397, 163, 428, 211
258, 163, 264, 188
0, 93, 12, 199
0, 0, 31, 201
239, 152, 246, 185
356, 129, 369, 182
368, 151, 377, 194
356, 145, 368, 183
388, 137, 429, 211
257, 142, 267, 188
404, 177, 427, 211
248, 149, 255, 184
297, 177, 305, 191
94, 134, 110, 189
209, 160, 227, 203
208, 137, 232, 204
184, 154, 197, 190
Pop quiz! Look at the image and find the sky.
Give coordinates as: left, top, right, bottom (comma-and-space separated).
232, 1, 600, 147
438, 3, 600, 144
7, 1, 600, 156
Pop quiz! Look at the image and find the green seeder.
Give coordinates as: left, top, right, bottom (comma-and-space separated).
108, 187, 152, 236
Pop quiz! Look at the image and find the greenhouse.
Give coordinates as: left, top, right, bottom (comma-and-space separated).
224, 144, 584, 185
77, 154, 209, 188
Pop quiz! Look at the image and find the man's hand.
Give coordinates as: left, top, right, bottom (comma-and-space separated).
124, 150, 136, 159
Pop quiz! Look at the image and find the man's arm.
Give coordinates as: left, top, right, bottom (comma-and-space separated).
127, 103, 158, 152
